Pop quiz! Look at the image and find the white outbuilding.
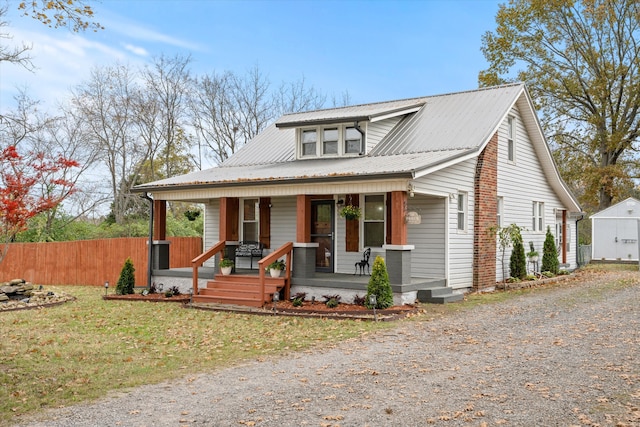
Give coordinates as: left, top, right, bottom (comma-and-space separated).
591, 197, 640, 261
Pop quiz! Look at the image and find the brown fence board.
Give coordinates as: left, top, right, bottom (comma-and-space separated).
0, 237, 203, 287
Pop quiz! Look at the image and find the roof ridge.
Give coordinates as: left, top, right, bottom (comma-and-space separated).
278, 82, 525, 117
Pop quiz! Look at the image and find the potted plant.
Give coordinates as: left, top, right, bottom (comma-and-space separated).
219, 258, 234, 275
266, 259, 285, 277
527, 241, 539, 262
339, 204, 361, 220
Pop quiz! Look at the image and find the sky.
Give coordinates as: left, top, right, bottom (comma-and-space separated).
0, 0, 504, 115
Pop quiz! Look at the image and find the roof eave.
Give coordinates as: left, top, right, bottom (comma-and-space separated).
132, 171, 414, 194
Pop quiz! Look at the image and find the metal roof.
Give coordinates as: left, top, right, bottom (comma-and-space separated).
134, 83, 580, 213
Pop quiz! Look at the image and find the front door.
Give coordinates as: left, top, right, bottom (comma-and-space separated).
311, 200, 335, 272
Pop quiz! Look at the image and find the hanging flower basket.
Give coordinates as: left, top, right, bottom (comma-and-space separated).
339, 205, 361, 220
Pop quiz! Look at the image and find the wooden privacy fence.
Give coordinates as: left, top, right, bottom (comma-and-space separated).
0, 237, 202, 287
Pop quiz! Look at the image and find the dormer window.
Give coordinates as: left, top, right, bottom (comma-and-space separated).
298, 124, 364, 158
302, 129, 317, 156
323, 128, 338, 154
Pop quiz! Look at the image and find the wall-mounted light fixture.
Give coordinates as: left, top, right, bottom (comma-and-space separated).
407, 183, 415, 198
336, 198, 345, 206
449, 193, 457, 201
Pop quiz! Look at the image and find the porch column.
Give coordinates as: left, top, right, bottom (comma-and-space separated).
296, 195, 311, 243
293, 195, 316, 278
383, 244, 414, 286
151, 200, 170, 270
389, 191, 407, 245
153, 200, 166, 240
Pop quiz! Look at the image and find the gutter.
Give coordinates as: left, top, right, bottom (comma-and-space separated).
131, 171, 414, 194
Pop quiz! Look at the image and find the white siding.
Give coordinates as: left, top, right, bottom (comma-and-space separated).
367, 117, 402, 152
407, 196, 446, 278
496, 106, 572, 280
203, 199, 219, 267
269, 196, 297, 251
414, 158, 476, 289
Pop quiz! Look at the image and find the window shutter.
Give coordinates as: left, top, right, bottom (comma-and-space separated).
259, 197, 271, 248
345, 194, 359, 252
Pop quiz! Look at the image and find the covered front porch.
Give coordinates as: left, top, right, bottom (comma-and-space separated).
146, 182, 457, 307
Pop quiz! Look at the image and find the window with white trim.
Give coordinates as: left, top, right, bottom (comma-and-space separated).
457, 192, 467, 231
532, 201, 544, 231
242, 198, 259, 241
497, 196, 504, 227
363, 194, 385, 247
298, 124, 364, 158
323, 128, 338, 154
507, 116, 515, 162
301, 129, 317, 156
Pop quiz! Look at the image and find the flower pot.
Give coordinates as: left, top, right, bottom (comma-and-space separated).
269, 268, 282, 278
221, 266, 232, 275
529, 256, 538, 262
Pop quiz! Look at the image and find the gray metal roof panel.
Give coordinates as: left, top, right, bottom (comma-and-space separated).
372, 83, 524, 155
134, 150, 470, 191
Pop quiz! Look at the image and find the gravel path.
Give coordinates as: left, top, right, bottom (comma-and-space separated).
18, 270, 640, 426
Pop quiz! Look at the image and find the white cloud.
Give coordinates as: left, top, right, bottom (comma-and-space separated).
124, 43, 149, 57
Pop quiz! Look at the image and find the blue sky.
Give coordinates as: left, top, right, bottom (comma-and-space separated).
1, 0, 503, 114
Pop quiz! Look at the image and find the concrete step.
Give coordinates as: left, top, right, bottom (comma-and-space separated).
192, 294, 266, 307
416, 287, 464, 304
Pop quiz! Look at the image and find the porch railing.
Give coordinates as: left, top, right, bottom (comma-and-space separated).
258, 242, 293, 304
191, 240, 225, 296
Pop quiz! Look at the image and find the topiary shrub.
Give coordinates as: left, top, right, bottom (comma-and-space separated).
116, 257, 135, 295
509, 227, 527, 280
542, 226, 559, 274
366, 256, 393, 309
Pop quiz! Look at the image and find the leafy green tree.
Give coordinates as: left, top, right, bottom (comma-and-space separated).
480, 0, 640, 211
509, 226, 526, 280
496, 223, 524, 283
365, 256, 393, 309
542, 226, 559, 274
116, 257, 135, 295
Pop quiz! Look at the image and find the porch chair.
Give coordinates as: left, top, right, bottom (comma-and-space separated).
354, 248, 371, 276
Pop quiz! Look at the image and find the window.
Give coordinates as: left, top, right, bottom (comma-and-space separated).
457, 192, 467, 231
507, 116, 515, 162
323, 128, 338, 154
298, 124, 365, 158
345, 126, 362, 154
497, 196, 504, 227
302, 129, 317, 156
363, 194, 385, 247
242, 199, 259, 241
532, 201, 544, 231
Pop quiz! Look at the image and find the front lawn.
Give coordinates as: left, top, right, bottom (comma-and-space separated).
0, 286, 395, 426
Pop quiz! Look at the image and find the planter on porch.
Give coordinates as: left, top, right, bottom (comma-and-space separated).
219, 258, 234, 275
267, 260, 285, 278
269, 268, 281, 278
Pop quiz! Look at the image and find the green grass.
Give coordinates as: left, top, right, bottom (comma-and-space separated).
0, 286, 396, 426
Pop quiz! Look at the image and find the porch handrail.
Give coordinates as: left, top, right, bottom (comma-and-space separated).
191, 240, 226, 296
258, 242, 293, 306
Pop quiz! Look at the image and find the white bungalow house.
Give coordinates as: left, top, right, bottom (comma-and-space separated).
133, 83, 582, 306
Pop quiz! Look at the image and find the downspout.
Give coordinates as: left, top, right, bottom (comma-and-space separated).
575, 213, 584, 267
141, 192, 154, 289
354, 121, 366, 155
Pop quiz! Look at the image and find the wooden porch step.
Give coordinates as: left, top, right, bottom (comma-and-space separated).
195, 275, 285, 308
192, 294, 266, 307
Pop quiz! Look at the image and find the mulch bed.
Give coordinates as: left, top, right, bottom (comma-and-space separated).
103, 293, 190, 303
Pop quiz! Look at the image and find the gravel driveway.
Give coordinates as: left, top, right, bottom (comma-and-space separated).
18, 269, 640, 426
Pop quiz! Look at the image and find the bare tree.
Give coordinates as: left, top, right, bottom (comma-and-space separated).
71, 63, 149, 224
139, 54, 194, 180
273, 75, 326, 115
